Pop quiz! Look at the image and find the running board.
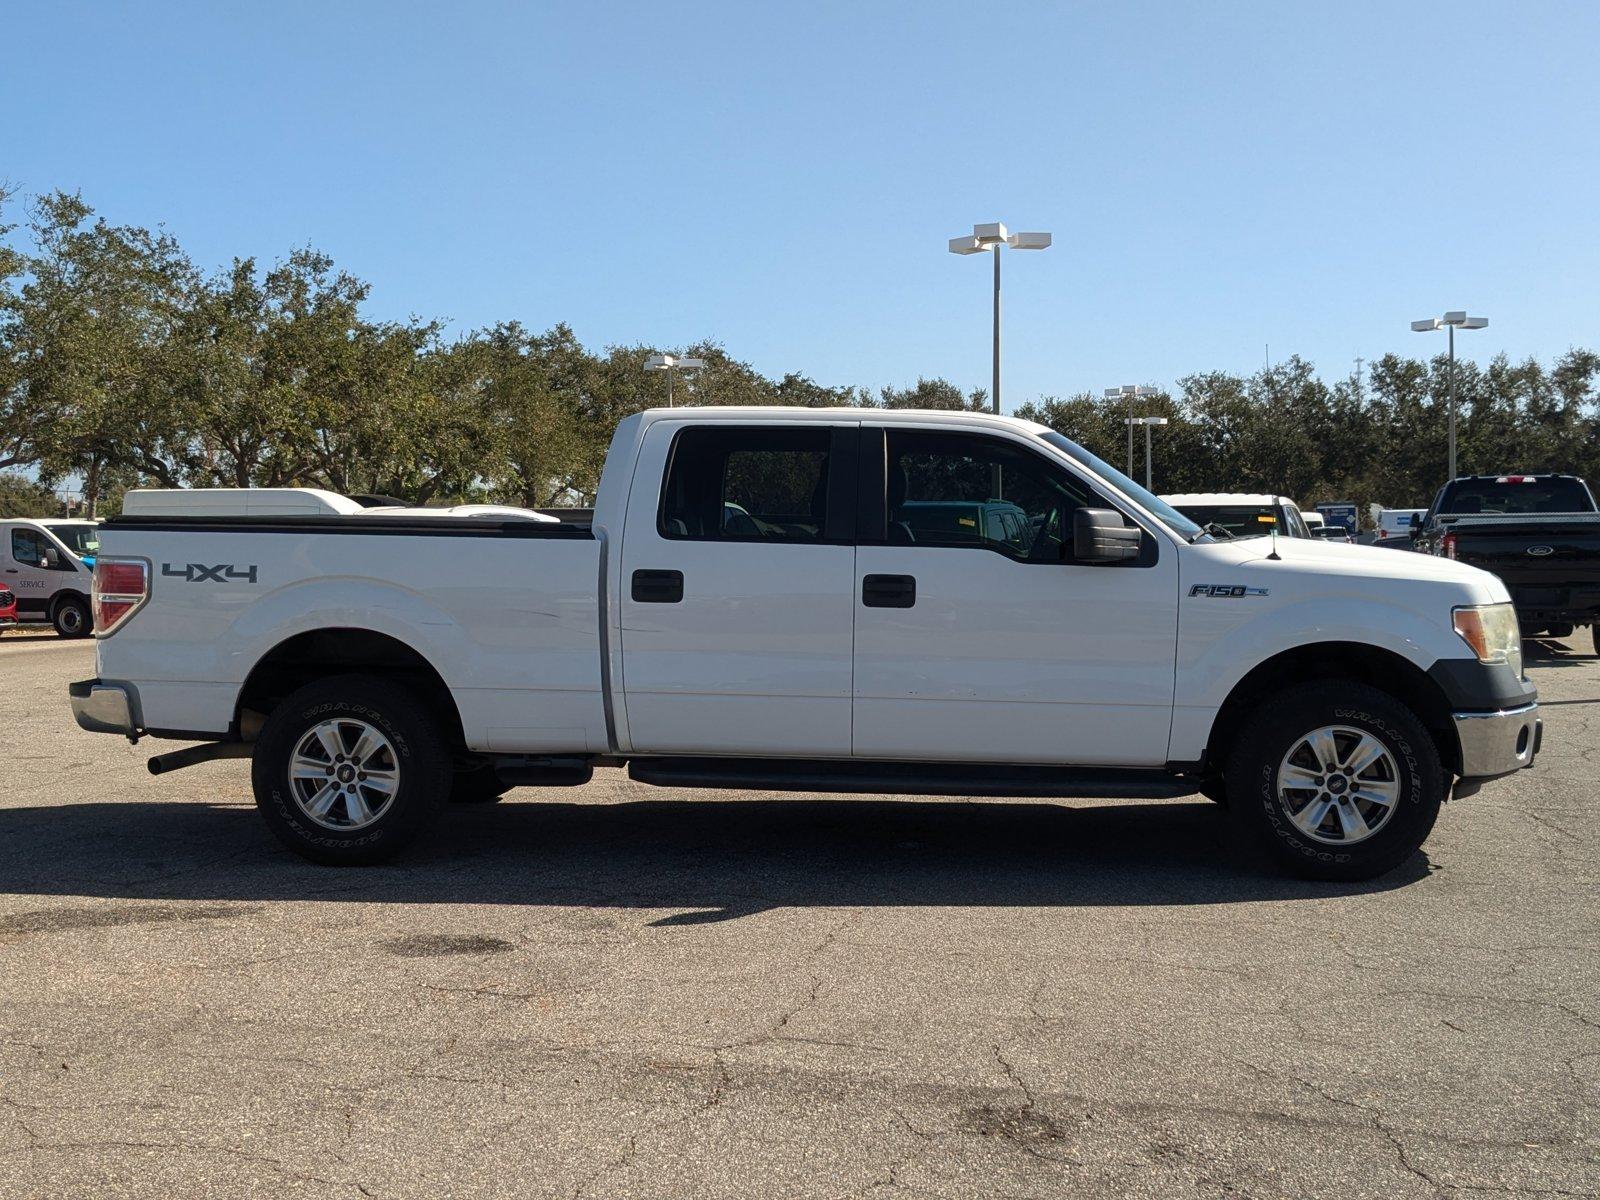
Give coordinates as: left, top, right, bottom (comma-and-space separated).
626, 757, 1198, 800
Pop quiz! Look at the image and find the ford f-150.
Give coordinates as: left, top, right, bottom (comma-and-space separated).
1412, 473, 1600, 652
71, 408, 1541, 881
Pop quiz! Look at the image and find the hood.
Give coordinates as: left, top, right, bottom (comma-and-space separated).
1199, 534, 1510, 598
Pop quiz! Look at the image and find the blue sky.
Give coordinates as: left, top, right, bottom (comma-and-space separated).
4, 1, 1596, 411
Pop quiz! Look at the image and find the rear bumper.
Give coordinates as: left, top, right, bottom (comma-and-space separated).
69, 678, 140, 741
1453, 702, 1541, 780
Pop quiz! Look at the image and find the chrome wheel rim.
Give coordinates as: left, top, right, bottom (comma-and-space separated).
1276, 725, 1400, 846
288, 718, 399, 831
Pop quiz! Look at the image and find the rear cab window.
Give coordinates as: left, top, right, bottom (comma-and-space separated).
1443, 477, 1597, 515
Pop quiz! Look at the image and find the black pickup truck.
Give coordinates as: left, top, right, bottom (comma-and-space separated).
1413, 473, 1600, 653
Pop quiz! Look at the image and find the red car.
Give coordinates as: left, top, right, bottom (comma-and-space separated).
0, 584, 16, 634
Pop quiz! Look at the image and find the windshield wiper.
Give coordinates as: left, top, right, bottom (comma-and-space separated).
1189, 522, 1235, 543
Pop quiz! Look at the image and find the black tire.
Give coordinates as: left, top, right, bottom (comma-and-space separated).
451, 763, 514, 805
52, 596, 91, 639
1225, 681, 1443, 882
251, 674, 450, 865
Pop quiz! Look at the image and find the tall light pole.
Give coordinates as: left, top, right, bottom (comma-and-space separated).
1105, 385, 1158, 476
949, 222, 1051, 414
1123, 416, 1169, 489
644, 353, 707, 407
1410, 311, 1488, 480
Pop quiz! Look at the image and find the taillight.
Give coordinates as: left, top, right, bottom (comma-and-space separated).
93, 557, 150, 636
1441, 533, 1457, 560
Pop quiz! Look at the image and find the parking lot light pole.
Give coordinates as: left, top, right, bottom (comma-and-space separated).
1106, 386, 1159, 475
1410, 311, 1488, 480
1138, 416, 1169, 489
644, 353, 707, 407
949, 223, 1052, 414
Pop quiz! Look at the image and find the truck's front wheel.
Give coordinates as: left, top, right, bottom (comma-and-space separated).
251, 675, 450, 865
1226, 682, 1443, 881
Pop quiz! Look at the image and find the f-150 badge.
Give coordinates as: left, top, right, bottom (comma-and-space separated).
1189, 584, 1269, 598
162, 563, 259, 583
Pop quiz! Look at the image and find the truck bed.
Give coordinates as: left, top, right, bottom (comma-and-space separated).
97, 511, 609, 753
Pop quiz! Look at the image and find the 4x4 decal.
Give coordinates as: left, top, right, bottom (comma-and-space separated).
162, 563, 259, 583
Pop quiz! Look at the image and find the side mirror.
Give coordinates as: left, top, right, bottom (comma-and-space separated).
1409, 512, 1422, 531
41, 548, 60, 569
1073, 508, 1141, 563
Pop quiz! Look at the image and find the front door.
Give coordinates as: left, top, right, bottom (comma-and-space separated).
851, 426, 1180, 766
618, 420, 859, 757
4, 526, 64, 619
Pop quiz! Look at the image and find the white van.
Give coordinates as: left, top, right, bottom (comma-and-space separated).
1375, 508, 1426, 547
0, 518, 100, 636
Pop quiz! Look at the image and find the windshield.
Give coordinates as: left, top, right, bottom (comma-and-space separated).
1443, 478, 1596, 515
45, 524, 99, 557
1169, 504, 1283, 539
1037, 432, 1205, 539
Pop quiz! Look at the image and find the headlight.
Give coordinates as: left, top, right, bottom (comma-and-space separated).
1452, 603, 1522, 677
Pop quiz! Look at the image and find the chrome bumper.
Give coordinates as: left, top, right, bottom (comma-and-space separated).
69, 679, 140, 741
1453, 702, 1541, 780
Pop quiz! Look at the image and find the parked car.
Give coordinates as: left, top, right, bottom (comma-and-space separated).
73, 408, 1540, 882
0, 584, 16, 634
1412, 473, 1600, 652
1160, 493, 1314, 540
1312, 524, 1354, 543
0, 518, 98, 637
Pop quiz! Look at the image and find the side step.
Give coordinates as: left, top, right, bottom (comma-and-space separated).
627, 757, 1198, 800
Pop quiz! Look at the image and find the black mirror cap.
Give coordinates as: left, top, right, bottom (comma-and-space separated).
1073, 507, 1141, 563
1410, 512, 1423, 529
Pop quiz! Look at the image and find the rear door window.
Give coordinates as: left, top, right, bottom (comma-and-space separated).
660, 426, 841, 543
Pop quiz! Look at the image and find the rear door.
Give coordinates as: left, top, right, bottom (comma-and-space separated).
617, 419, 859, 756
851, 425, 1180, 766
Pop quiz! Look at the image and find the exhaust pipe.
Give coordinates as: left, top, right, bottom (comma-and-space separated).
147, 741, 253, 775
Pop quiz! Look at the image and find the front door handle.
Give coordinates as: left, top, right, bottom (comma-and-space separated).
631, 569, 684, 603
862, 573, 916, 608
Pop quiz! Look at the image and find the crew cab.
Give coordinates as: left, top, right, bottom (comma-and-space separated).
0, 517, 99, 637
1412, 473, 1600, 652
71, 409, 1541, 881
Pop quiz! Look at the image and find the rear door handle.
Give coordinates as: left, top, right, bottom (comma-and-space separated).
862, 573, 916, 608
631, 569, 684, 604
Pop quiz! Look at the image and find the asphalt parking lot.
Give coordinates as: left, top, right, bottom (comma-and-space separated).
0, 633, 1595, 1199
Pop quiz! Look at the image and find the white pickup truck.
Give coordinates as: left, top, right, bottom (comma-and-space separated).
71, 408, 1541, 880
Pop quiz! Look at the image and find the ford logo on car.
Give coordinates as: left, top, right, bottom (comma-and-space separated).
1526, 545, 1555, 556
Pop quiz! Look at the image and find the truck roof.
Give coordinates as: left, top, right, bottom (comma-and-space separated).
1161, 492, 1296, 507
627, 405, 1054, 436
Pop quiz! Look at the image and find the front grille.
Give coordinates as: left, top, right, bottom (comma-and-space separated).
0, 588, 12, 606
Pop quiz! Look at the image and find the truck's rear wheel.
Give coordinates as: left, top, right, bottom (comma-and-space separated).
251, 675, 450, 865
1226, 681, 1443, 881
53, 596, 90, 638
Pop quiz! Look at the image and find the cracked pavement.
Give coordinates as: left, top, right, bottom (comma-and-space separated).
0, 631, 1595, 1198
